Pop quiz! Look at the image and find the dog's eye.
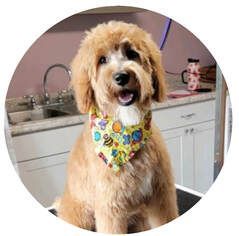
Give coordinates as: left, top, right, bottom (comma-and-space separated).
126, 49, 139, 60
99, 56, 108, 65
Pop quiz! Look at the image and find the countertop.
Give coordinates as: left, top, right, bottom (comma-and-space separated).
7, 74, 216, 136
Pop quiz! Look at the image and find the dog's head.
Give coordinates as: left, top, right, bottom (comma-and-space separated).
71, 21, 166, 125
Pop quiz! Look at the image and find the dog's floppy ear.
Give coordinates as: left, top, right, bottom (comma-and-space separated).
70, 47, 93, 114
147, 40, 167, 103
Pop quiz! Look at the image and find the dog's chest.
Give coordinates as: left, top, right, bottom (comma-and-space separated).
96, 152, 154, 209
122, 161, 153, 198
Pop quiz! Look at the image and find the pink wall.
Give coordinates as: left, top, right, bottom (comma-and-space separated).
7, 10, 215, 98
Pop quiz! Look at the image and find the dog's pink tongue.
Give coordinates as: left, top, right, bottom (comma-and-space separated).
118, 90, 133, 103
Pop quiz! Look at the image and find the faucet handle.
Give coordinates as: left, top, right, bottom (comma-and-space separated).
57, 90, 66, 103
43, 92, 50, 105
64, 88, 75, 101
24, 94, 37, 108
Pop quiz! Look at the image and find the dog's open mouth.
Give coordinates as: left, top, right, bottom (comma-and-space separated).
117, 89, 138, 106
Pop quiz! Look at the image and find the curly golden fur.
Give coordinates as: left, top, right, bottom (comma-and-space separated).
57, 21, 178, 234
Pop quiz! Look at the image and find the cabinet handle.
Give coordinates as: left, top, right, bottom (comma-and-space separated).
185, 128, 196, 135
181, 113, 196, 119
190, 128, 198, 134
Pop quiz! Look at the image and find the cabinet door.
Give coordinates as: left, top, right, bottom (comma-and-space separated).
162, 121, 215, 193
161, 127, 194, 188
192, 121, 215, 193
17, 153, 68, 207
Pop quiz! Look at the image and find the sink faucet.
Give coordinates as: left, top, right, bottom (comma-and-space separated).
43, 63, 71, 104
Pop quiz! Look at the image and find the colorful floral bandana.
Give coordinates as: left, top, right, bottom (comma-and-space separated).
89, 106, 152, 172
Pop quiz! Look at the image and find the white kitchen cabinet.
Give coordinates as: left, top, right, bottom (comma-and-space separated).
153, 100, 216, 193
13, 124, 83, 207
161, 121, 215, 193
17, 153, 68, 207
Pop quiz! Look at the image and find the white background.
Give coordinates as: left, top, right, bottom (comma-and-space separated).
0, 0, 239, 235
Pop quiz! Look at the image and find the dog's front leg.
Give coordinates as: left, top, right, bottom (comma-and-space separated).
95, 208, 128, 234
146, 187, 178, 229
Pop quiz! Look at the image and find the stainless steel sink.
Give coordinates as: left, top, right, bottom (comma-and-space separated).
8, 103, 79, 125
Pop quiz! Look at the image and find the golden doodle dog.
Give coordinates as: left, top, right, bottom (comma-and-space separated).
57, 21, 178, 234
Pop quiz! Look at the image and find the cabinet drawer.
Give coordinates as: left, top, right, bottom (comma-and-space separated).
153, 100, 215, 131
13, 124, 83, 162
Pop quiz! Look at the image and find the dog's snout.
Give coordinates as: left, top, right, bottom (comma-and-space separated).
113, 72, 130, 86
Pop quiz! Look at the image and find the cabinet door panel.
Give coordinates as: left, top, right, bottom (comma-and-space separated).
164, 137, 182, 185
162, 128, 194, 189
182, 134, 194, 189
193, 121, 215, 193
162, 128, 185, 185
17, 153, 68, 207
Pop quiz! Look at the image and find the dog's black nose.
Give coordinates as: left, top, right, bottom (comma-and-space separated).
113, 72, 130, 86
